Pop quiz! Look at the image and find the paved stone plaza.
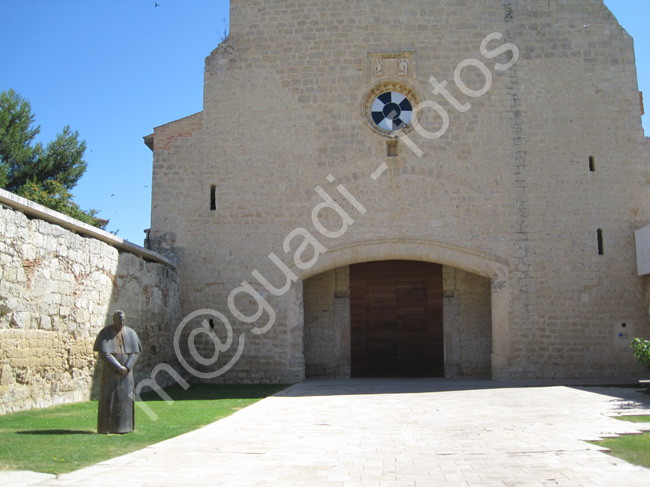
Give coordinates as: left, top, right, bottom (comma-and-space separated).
3, 379, 650, 486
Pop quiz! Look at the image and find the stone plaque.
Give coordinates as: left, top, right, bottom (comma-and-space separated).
367, 51, 416, 81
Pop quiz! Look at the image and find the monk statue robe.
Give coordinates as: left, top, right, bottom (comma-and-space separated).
93, 310, 142, 434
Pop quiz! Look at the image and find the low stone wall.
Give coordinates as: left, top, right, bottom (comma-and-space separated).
0, 204, 181, 415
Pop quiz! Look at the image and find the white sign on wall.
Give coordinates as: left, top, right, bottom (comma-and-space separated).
613, 321, 633, 349
634, 224, 650, 276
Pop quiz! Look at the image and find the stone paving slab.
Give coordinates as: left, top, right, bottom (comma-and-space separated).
3, 379, 650, 487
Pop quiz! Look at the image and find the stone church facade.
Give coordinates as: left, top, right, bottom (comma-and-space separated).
146, 0, 650, 382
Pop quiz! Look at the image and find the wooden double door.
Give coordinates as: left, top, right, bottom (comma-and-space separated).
350, 260, 444, 378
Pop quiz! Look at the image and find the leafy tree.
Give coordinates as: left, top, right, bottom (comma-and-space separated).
0, 89, 106, 229
631, 337, 650, 370
17, 180, 108, 229
10, 125, 87, 192
0, 89, 40, 189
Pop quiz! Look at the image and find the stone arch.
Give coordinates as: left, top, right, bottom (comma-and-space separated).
294, 237, 511, 380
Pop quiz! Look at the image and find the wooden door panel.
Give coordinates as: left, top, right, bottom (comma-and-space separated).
350, 261, 444, 378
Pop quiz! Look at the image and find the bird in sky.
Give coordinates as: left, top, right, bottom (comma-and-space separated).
154, 1, 160, 7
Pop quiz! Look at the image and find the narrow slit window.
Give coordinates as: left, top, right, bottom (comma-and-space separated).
210, 185, 216, 211
589, 156, 595, 172
387, 140, 398, 157
597, 228, 604, 255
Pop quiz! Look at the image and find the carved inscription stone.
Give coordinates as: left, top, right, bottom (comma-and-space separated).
367, 51, 416, 81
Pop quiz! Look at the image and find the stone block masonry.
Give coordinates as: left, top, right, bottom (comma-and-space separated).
148, 0, 650, 381
0, 194, 181, 415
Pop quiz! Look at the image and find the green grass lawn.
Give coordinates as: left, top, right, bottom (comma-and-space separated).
592, 415, 650, 469
0, 384, 286, 475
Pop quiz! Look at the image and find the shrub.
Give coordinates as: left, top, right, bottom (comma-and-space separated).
631, 337, 650, 370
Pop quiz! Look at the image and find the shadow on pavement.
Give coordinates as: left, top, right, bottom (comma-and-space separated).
274, 377, 650, 402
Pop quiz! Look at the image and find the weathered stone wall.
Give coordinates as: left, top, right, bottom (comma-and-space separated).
443, 267, 492, 378
0, 206, 181, 414
303, 267, 350, 378
145, 112, 203, 153
149, 0, 650, 381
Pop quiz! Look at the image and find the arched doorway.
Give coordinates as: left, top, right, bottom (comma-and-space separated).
303, 260, 493, 379
297, 238, 510, 380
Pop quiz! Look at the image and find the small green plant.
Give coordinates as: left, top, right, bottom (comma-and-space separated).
631, 337, 650, 369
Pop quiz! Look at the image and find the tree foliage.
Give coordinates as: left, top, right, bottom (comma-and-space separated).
0, 89, 106, 229
0, 89, 39, 189
17, 180, 108, 229
631, 337, 650, 370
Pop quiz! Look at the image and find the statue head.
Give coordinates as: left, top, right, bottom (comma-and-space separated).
112, 310, 126, 330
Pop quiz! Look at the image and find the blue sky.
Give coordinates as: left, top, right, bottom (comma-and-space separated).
0, 0, 230, 244
0, 0, 647, 245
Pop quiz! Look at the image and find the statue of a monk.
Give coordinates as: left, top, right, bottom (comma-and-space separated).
93, 310, 142, 434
